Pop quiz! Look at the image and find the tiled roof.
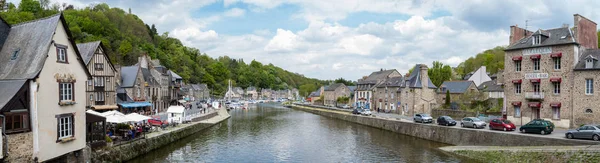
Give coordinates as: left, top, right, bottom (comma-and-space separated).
406, 64, 437, 89
478, 80, 503, 92
0, 79, 26, 109
357, 69, 398, 84
141, 68, 159, 86
575, 49, 600, 70
347, 86, 356, 92
439, 81, 475, 94
377, 76, 405, 87
325, 83, 345, 91
506, 27, 576, 51
76, 41, 101, 65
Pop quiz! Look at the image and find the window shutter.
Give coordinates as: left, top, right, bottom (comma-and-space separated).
56, 117, 60, 142
72, 82, 75, 101
58, 83, 62, 101
72, 115, 75, 137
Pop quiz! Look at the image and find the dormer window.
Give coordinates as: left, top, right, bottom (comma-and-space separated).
586, 58, 595, 68
532, 35, 543, 45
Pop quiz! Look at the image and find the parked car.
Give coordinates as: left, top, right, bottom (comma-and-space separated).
352, 108, 361, 115
437, 116, 457, 126
342, 105, 351, 109
461, 117, 486, 129
519, 119, 555, 135
360, 109, 372, 116
489, 118, 516, 131
414, 114, 433, 123
148, 118, 165, 126
566, 125, 600, 140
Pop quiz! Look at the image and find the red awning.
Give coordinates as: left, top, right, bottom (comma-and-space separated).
550, 102, 561, 108
549, 77, 562, 83
528, 102, 541, 108
512, 79, 522, 84
512, 102, 522, 106
530, 54, 541, 59
530, 79, 541, 83
550, 52, 562, 58
512, 56, 523, 61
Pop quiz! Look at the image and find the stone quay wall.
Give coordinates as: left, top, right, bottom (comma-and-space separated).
91, 111, 226, 162
293, 105, 598, 146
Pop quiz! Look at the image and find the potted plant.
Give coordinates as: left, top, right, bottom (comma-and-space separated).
105, 135, 113, 147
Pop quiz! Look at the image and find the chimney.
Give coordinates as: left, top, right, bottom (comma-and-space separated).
419, 64, 429, 88
509, 25, 533, 45
573, 14, 598, 49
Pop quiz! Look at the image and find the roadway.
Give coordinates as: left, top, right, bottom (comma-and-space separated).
297, 103, 584, 142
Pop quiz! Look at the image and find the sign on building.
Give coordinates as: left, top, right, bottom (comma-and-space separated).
524, 73, 549, 79
522, 47, 552, 55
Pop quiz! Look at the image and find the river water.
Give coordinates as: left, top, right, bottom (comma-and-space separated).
129, 103, 469, 162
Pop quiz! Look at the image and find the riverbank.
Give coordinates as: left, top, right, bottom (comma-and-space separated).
91, 108, 230, 162
440, 145, 600, 162
292, 104, 598, 146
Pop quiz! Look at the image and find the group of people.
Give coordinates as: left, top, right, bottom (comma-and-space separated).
106, 123, 151, 141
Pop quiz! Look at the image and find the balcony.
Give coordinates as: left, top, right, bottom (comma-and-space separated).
525, 92, 544, 100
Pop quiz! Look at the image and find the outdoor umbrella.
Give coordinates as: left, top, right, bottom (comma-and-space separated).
101, 110, 125, 117
125, 113, 152, 122
105, 114, 133, 123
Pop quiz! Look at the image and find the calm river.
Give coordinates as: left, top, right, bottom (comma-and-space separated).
128, 103, 469, 162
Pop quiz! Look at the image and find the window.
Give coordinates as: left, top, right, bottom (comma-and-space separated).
57, 114, 74, 141
59, 83, 73, 101
88, 80, 92, 86
515, 84, 521, 94
553, 83, 560, 94
586, 79, 594, 95
554, 58, 561, 70
136, 87, 141, 98
95, 92, 105, 102
94, 63, 104, 71
94, 77, 104, 87
552, 107, 560, 119
533, 59, 540, 71
532, 35, 541, 45
515, 61, 521, 72
56, 46, 67, 63
3, 111, 30, 133
514, 106, 521, 117
586, 59, 594, 68
533, 83, 540, 94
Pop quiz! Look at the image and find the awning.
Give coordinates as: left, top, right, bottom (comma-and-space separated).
530, 79, 541, 83
512, 102, 522, 106
178, 100, 186, 103
549, 77, 562, 83
528, 102, 541, 108
530, 54, 541, 59
119, 101, 152, 108
512, 56, 523, 61
512, 79, 522, 84
550, 52, 562, 58
86, 112, 106, 123
550, 102, 561, 108
92, 105, 119, 110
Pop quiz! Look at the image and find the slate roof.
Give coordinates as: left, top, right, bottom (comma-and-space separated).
505, 27, 576, 51
190, 84, 201, 90
357, 69, 398, 84
478, 80, 503, 92
377, 76, 405, 87
439, 81, 476, 94
0, 14, 91, 80
325, 83, 345, 91
120, 66, 139, 88
234, 87, 244, 94
574, 49, 600, 70
169, 70, 182, 80
199, 84, 208, 90
309, 91, 319, 97
0, 79, 26, 108
76, 41, 100, 65
406, 64, 437, 89
347, 86, 357, 92
141, 68, 159, 86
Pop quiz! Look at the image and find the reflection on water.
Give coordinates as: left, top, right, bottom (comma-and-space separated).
128, 103, 469, 162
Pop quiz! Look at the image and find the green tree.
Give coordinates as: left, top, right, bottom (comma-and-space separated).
18, 0, 42, 13
428, 61, 453, 87
333, 77, 355, 86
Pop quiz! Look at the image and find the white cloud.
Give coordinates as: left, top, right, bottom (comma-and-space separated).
337, 34, 383, 55
264, 29, 302, 52
224, 8, 246, 17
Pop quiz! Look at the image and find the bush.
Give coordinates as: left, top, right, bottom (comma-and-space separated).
105, 135, 113, 143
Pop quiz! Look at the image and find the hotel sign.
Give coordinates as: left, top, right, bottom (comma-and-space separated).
525, 73, 548, 79
522, 47, 552, 56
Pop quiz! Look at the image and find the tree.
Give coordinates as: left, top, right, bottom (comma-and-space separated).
334, 77, 355, 86
428, 61, 453, 87
445, 90, 450, 108
455, 46, 506, 79
18, 0, 42, 13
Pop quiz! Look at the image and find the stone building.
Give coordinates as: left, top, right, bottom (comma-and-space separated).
436, 81, 479, 106
373, 76, 404, 113
0, 14, 91, 162
355, 69, 402, 109
323, 83, 351, 106
573, 49, 600, 125
503, 14, 597, 128
397, 64, 438, 115
246, 87, 258, 100
77, 41, 119, 111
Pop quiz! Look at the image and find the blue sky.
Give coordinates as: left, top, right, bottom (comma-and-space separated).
17, 0, 600, 80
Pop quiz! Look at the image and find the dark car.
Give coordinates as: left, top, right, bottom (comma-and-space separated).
437, 116, 457, 126
566, 125, 600, 141
519, 119, 555, 135
489, 118, 516, 131
352, 109, 361, 115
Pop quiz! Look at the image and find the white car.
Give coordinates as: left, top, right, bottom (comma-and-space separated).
360, 109, 372, 116
342, 105, 351, 109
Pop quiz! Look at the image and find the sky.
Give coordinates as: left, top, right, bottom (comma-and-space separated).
15, 0, 600, 80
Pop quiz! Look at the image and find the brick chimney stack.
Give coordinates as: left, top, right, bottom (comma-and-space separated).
509, 25, 533, 45
573, 14, 598, 50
